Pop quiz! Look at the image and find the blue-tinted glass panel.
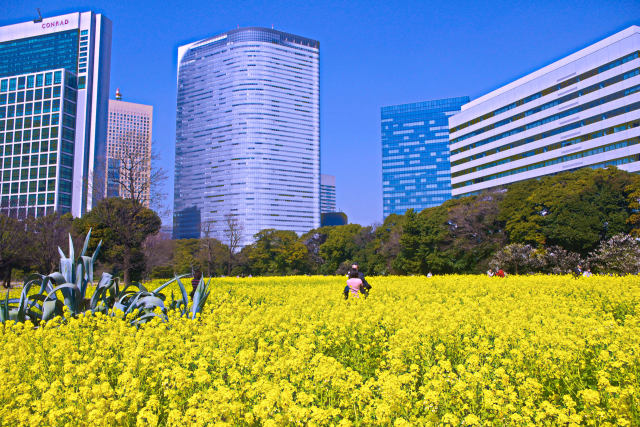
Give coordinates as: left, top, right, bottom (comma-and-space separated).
381, 97, 469, 218
0, 30, 78, 78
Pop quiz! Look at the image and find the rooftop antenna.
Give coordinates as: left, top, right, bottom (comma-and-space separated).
272, 24, 274, 29
33, 8, 43, 23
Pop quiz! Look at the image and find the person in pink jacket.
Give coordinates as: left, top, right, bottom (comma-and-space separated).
345, 269, 363, 299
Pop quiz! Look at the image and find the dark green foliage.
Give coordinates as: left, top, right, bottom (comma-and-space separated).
394, 191, 506, 275
499, 167, 640, 255
3, 166, 639, 279
243, 229, 311, 275
73, 197, 161, 284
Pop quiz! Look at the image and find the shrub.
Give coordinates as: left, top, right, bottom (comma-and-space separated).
588, 233, 640, 275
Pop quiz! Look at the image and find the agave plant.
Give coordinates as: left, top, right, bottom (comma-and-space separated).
0, 230, 212, 326
0, 230, 103, 324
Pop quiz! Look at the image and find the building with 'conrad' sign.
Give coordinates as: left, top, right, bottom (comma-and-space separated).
0, 11, 111, 217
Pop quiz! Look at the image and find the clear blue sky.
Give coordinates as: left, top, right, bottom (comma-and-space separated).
3, 0, 639, 226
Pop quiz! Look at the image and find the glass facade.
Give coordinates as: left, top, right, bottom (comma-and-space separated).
0, 69, 76, 216
0, 12, 112, 217
174, 27, 320, 245
381, 97, 469, 217
320, 174, 336, 213
0, 30, 78, 78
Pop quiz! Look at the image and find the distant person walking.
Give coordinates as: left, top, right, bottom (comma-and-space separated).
344, 269, 363, 299
573, 264, 583, 279
351, 263, 371, 297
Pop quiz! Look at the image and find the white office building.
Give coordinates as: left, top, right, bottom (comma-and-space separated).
450, 26, 640, 197
174, 27, 320, 246
0, 12, 112, 217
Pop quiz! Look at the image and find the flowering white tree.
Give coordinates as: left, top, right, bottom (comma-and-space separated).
489, 243, 545, 275
588, 234, 640, 275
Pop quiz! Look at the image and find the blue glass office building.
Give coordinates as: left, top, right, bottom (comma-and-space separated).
0, 12, 111, 217
381, 97, 469, 217
174, 28, 320, 246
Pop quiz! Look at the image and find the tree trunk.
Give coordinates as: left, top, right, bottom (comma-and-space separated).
124, 247, 131, 285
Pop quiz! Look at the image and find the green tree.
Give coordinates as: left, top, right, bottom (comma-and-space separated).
394, 191, 506, 275
317, 224, 365, 274
73, 198, 161, 284
172, 239, 201, 275
500, 167, 640, 255
0, 214, 28, 287
245, 229, 310, 275
369, 214, 406, 275
26, 212, 73, 275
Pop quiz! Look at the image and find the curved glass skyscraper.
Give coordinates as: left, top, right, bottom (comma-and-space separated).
174, 27, 320, 246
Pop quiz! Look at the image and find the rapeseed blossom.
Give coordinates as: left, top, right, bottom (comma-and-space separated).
0, 275, 638, 425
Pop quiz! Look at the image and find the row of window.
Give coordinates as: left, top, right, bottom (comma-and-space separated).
453, 100, 640, 167
0, 165, 71, 183
0, 127, 62, 143
0, 71, 63, 92
1, 153, 60, 169
0, 99, 64, 118
453, 119, 640, 177
1, 113, 63, 131
452, 83, 640, 157
450, 51, 640, 134
0, 206, 64, 218
1, 192, 58, 206
453, 137, 640, 189
2, 179, 57, 193
0, 140, 59, 156
451, 67, 640, 145
0, 85, 65, 105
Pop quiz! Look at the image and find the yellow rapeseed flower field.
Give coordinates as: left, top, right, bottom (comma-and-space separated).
1, 275, 639, 425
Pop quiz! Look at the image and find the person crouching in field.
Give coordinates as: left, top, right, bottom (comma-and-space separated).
343, 269, 364, 299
